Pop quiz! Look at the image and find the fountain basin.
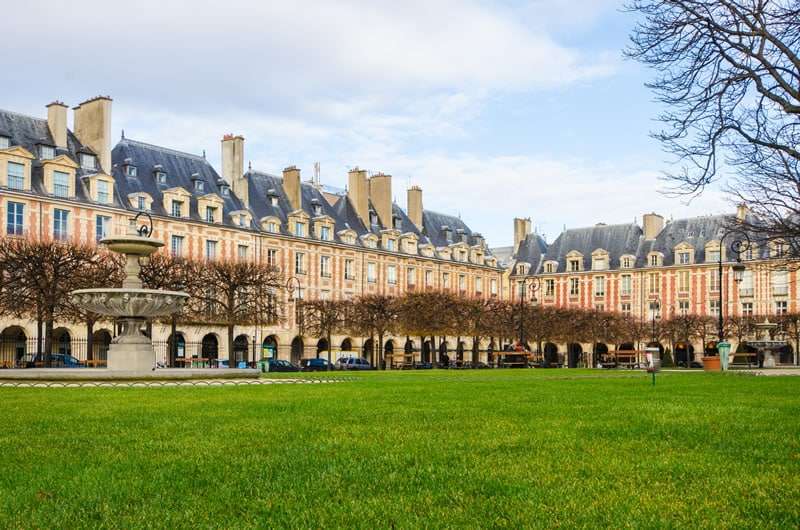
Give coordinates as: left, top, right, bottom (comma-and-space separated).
71, 288, 189, 318
100, 234, 164, 256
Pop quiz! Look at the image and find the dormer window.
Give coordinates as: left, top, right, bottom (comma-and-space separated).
137, 196, 146, 211
238, 215, 246, 227
621, 256, 634, 268
370, 211, 379, 226
592, 254, 608, 271
7, 161, 25, 190
678, 251, 691, 265
320, 226, 331, 241
80, 153, 96, 170
313, 202, 322, 216
194, 179, 204, 192
516, 264, 527, 275
442, 226, 452, 242
53, 171, 70, 198
568, 258, 581, 272
649, 253, 662, 267
125, 165, 137, 177
295, 221, 305, 237
96, 180, 110, 203
394, 216, 402, 230
205, 206, 216, 223
171, 200, 183, 217
0, 136, 9, 149
386, 239, 395, 251
155, 171, 166, 184
266, 221, 279, 233
221, 185, 230, 197
40, 145, 55, 160
544, 262, 556, 273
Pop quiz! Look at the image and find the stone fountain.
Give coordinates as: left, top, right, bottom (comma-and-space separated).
747, 318, 786, 368
1, 214, 258, 380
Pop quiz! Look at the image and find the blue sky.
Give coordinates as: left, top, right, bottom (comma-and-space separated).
2, 0, 730, 246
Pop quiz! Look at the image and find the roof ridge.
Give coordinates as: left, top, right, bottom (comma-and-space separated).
0, 108, 47, 123
120, 138, 208, 163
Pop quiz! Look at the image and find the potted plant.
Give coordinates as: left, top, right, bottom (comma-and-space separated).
702, 340, 721, 372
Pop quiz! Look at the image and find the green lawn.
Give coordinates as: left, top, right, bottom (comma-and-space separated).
1, 370, 798, 529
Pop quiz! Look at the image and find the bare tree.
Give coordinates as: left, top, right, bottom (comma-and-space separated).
299, 299, 349, 368
188, 259, 283, 367
626, 1, 800, 251
349, 294, 398, 369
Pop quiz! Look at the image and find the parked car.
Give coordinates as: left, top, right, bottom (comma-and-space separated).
25, 353, 85, 368
300, 358, 336, 372
262, 359, 299, 372
336, 357, 372, 370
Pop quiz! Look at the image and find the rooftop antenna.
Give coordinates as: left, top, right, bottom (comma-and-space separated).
121, 129, 125, 139
313, 161, 321, 188
248, 161, 252, 171
202, 149, 206, 159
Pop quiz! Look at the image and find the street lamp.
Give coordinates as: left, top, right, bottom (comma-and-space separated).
650, 295, 661, 344
717, 229, 751, 343
517, 276, 540, 350
286, 276, 304, 337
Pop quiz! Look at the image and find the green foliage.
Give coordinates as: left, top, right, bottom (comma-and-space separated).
0, 371, 798, 528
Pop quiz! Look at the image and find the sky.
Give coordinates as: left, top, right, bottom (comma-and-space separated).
2, 0, 732, 246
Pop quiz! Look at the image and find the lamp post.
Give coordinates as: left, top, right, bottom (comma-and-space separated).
717, 229, 750, 343
517, 277, 540, 350
651, 295, 661, 345
286, 276, 303, 338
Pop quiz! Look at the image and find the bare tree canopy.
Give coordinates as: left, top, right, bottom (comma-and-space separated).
626, 1, 800, 248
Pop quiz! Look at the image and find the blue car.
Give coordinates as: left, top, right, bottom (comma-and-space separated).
300, 358, 335, 372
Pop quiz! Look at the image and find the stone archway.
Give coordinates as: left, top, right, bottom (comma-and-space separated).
340, 338, 352, 352
290, 336, 304, 364
675, 342, 695, 367
262, 335, 278, 359
316, 338, 329, 358
544, 342, 558, 365
201, 333, 219, 360
233, 334, 250, 366
0, 326, 27, 368
568, 343, 583, 368
168, 332, 186, 367
91, 329, 112, 364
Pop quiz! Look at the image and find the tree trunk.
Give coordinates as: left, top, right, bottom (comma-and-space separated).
227, 323, 235, 368
170, 316, 178, 368
327, 331, 332, 370
43, 317, 54, 368
36, 312, 43, 359
378, 332, 385, 370
86, 320, 95, 362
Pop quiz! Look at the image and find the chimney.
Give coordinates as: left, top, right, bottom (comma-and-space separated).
73, 96, 112, 173
46, 101, 68, 149
642, 212, 664, 240
513, 217, 532, 251
407, 186, 423, 230
347, 167, 369, 225
736, 203, 749, 222
369, 173, 392, 229
282, 166, 302, 211
221, 134, 247, 206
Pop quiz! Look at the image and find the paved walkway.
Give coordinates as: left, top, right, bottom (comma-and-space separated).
742, 368, 800, 377
0, 377, 355, 388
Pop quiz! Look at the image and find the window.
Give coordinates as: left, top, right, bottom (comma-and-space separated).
386, 239, 395, 251
620, 302, 631, 316
679, 300, 690, 316
544, 278, 555, 297
649, 301, 661, 320
544, 262, 555, 273
267, 248, 278, 267
320, 255, 331, 277
125, 165, 137, 177
156, 171, 167, 184
367, 262, 377, 283
53, 170, 70, 197
6, 201, 23, 235
708, 270, 720, 292
592, 256, 607, 271
205, 240, 217, 260
295, 222, 305, 237
490, 278, 498, 296
740, 270, 754, 297
458, 274, 466, 292
475, 277, 483, 293
569, 278, 580, 296
387, 265, 397, 284
442, 272, 450, 288
320, 226, 331, 241
678, 251, 691, 265
771, 270, 788, 295
425, 270, 433, 287
238, 245, 248, 261
137, 196, 146, 211
194, 180, 204, 192
53, 208, 69, 240
313, 203, 322, 216
221, 186, 230, 197
0, 136, 9, 149
742, 302, 753, 316
649, 254, 660, 267
621, 256, 633, 268
776, 301, 788, 315
678, 270, 690, 293
516, 264, 526, 275
171, 200, 183, 217
621, 275, 632, 296
344, 259, 355, 280
568, 259, 580, 272
7, 162, 24, 190
365, 238, 377, 249
80, 153, 96, 170
648, 273, 659, 294
238, 215, 246, 227
171, 235, 184, 257
706, 248, 720, 263
709, 300, 720, 316
40, 145, 55, 160
774, 242, 786, 258
95, 215, 111, 242
407, 267, 416, 286
96, 180, 110, 203
205, 206, 216, 223
267, 221, 279, 234
295, 252, 306, 275
270, 196, 279, 207
370, 212, 378, 226
594, 276, 605, 297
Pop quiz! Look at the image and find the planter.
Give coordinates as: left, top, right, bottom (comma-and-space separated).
702, 356, 721, 372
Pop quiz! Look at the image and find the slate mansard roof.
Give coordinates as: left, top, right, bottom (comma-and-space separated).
510, 213, 769, 275
0, 109, 113, 205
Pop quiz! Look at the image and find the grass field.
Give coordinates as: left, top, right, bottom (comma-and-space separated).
1, 370, 798, 528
